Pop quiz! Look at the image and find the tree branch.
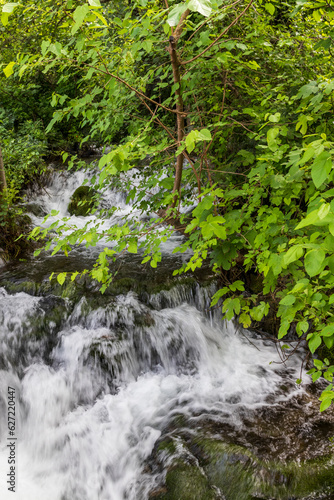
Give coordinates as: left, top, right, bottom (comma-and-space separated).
180, 0, 254, 66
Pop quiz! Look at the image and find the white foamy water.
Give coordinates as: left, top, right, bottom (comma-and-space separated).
0, 288, 306, 500
26, 166, 189, 256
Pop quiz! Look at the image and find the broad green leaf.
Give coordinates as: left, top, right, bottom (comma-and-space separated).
320, 398, 332, 412
185, 130, 196, 153
142, 40, 152, 53
3, 61, 15, 77
267, 127, 279, 144
296, 208, 334, 229
308, 334, 321, 353
198, 128, 212, 141
320, 324, 334, 337
1, 12, 9, 25
2, 3, 19, 13
72, 4, 90, 34
57, 272, 67, 285
187, 0, 212, 17
296, 82, 318, 99
311, 152, 332, 189
305, 249, 325, 277
283, 245, 304, 266
324, 335, 334, 349
268, 112, 280, 122
128, 239, 138, 253
280, 295, 296, 306
298, 146, 315, 165
264, 3, 275, 15
314, 359, 323, 369
167, 3, 188, 26
88, 0, 101, 6
239, 313, 251, 328
201, 220, 226, 239
318, 203, 330, 219
210, 287, 229, 306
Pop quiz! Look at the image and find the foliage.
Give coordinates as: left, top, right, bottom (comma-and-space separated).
0, 116, 48, 191
0, 188, 33, 259
3, 0, 334, 409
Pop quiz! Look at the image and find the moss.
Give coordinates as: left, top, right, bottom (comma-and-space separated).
67, 186, 96, 216
198, 438, 334, 500
156, 438, 177, 455
148, 277, 198, 295
317, 344, 334, 365
160, 461, 216, 500
0, 205, 33, 260
104, 277, 141, 296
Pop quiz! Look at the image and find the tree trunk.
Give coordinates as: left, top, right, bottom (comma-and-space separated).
168, 10, 189, 210
0, 144, 7, 193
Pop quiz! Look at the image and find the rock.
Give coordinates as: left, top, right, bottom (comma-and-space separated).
22, 202, 47, 217
68, 186, 96, 216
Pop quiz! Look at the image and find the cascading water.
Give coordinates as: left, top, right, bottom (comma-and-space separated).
1, 164, 334, 500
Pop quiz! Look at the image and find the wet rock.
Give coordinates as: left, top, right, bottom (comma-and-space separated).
68, 185, 96, 216
22, 202, 48, 217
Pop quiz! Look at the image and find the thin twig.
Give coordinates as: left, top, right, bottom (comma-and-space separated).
180, 0, 254, 65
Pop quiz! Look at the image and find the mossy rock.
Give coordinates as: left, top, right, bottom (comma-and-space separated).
157, 461, 216, 500
317, 343, 334, 365
68, 186, 96, 216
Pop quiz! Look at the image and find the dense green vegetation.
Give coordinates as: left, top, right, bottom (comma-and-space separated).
2, 0, 334, 408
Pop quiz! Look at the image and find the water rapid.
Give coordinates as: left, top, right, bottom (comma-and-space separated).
1, 164, 334, 500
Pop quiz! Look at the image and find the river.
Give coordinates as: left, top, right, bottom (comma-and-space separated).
0, 163, 334, 499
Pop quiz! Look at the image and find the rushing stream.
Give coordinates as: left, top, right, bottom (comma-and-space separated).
1, 164, 334, 500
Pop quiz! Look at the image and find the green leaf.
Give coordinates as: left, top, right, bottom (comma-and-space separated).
311, 152, 332, 189
268, 112, 280, 122
167, 3, 188, 26
308, 334, 321, 354
280, 295, 296, 306
1, 12, 9, 25
298, 146, 315, 165
304, 248, 325, 277
198, 128, 212, 141
185, 130, 196, 153
239, 312, 251, 328
187, 0, 212, 17
57, 272, 67, 286
264, 3, 275, 15
210, 287, 229, 306
312, 370, 322, 382
314, 359, 323, 369
324, 335, 334, 350
321, 324, 334, 337
283, 245, 304, 266
2, 3, 19, 13
3, 61, 15, 77
88, 0, 101, 6
128, 239, 138, 254
320, 398, 333, 412
142, 40, 153, 53
72, 4, 90, 34
296, 320, 309, 336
